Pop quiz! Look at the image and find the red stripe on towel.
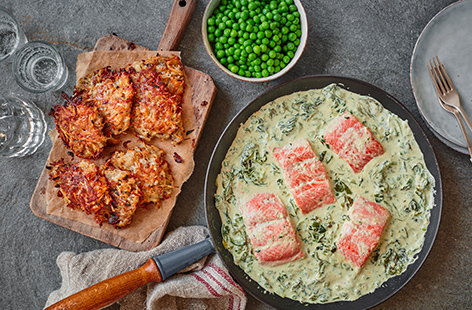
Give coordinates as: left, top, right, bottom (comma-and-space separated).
208, 263, 245, 295
191, 273, 221, 297
202, 269, 238, 310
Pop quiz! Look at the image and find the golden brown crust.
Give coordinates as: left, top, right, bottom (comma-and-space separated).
103, 162, 142, 228
75, 67, 135, 136
110, 142, 174, 205
127, 68, 184, 143
127, 55, 185, 96
51, 97, 108, 159
48, 159, 112, 224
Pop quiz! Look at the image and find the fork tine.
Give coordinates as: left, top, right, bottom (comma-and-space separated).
433, 56, 451, 93
437, 57, 455, 91
429, 58, 446, 95
427, 61, 443, 97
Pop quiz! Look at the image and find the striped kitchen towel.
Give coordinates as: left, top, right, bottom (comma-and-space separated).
45, 226, 247, 310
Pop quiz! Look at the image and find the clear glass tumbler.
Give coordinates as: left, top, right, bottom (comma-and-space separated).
13, 41, 68, 93
0, 7, 27, 62
0, 95, 47, 157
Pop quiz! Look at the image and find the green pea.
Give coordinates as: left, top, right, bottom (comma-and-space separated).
241, 11, 249, 19
287, 51, 295, 58
269, 1, 277, 10
294, 39, 300, 46
260, 44, 268, 52
249, 33, 257, 41
235, 12, 241, 19
230, 29, 238, 37
283, 56, 291, 64
273, 35, 280, 42
222, 15, 229, 22
219, 36, 228, 44
240, 22, 246, 30
228, 56, 235, 63
248, 66, 254, 72
269, 50, 276, 58
228, 37, 236, 45
208, 17, 215, 26
248, 53, 257, 61
243, 32, 249, 39
255, 39, 262, 44
224, 43, 229, 49
225, 20, 232, 27
270, 22, 278, 30
293, 11, 300, 18
261, 54, 269, 61
215, 29, 222, 37
246, 24, 253, 32
269, 40, 276, 48
253, 15, 261, 23
243, 40, 251, 47
287, 14, 294, 21
248, 2, 257, 10
275, 65, 282, 72
216, 50, 225, 58
254, 65, 261, 72
252, 58, 261, 66
296, 29, 302, 37
238, 69, 245, 76
261, 21, 269, 30
274, 59, 280, 66
257, 32, 265, 40
240, 50, 248, 57
274, 45, 282, 52
261, 63, 267, 69
249, 10, 256, 17
279, 5, 288, 13
238, 30, 244, 37
253, 45, 261, 54
255, 72, 262, 78
273, 13, 281, 21
265, 30, 273, 38
245, 45, 253, 53
208, 34, 215, 42
208, 26, 216, 33
266, 12, 273, 20
268, 66, 274, 73
220, 57, 228, 65
223, 28, 231, 37
262, 69, 269, 77
262, 38, 269, 45
267, 58, 274, 66
232, 23, 239, 30
215, 42, 223, 50
281, 27, 289, 34
288, 33, 297, 41
227, 47, 235, 55
230, 65, 239, 73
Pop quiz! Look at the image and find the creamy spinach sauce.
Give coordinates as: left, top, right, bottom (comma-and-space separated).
215, 84, 435, 304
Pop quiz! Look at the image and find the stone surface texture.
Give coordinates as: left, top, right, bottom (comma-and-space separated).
0, 0, 470, 309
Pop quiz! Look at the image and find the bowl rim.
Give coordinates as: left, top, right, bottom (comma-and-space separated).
201, 0, 308, 83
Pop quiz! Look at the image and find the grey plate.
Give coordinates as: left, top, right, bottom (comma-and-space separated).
411, 0, 472, 150
425, 116, 468, 154
205, 76, 442, 309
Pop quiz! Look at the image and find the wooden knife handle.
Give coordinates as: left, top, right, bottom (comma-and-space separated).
45, 258, 162, 310
158, 0, 198, 51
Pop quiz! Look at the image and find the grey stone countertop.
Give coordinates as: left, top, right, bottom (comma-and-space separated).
0, 0, 470, 309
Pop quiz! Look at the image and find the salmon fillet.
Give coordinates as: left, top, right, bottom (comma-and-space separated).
324, 113, 384, 173
273, 140, 335, 214
242, 193, 304, 266
337, 196, 390, 267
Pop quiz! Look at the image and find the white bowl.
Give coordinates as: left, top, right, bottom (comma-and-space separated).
202, 0, 308, 82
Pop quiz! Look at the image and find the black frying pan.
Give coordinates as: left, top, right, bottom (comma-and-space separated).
205, 75, 443, 309
47, 76, 442, 310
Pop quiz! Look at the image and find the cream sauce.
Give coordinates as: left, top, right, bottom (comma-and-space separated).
215, 84, 435, 304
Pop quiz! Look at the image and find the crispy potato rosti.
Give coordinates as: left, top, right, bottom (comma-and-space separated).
51, 96, 108, 159
75, 67, 135, 136
127, 55, 185, 96
103, 163, 142, 228
48, 159, 111, 224
110, 143, 174, 205
128, 68, 184, 143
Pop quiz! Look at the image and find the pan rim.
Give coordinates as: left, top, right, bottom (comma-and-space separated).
204, 75, 443, 309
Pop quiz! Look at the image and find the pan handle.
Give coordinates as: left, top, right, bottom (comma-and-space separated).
153, 238, 215, 280
46, 239, 215, 310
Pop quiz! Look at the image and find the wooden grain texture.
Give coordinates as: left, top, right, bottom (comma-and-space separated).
45, 258, 162, 310
29, 34, 217, 251
158, 0, 197, 51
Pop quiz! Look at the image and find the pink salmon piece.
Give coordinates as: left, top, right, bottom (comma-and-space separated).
337, 196, 390, 267
242, 193, 304, 266
324, 113, 384, 173
273, 140, 335, 214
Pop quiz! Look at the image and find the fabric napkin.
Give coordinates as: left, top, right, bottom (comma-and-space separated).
45, 226, 247, 310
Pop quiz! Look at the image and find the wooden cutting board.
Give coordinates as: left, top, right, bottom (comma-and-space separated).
29, 0, 217, 251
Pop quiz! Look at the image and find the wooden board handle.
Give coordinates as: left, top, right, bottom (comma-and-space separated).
158, 0, 198, 51
45, 258, 162, 310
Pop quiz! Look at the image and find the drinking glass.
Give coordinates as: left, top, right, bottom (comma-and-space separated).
0, 7, 26, 62
13, 41, 68, 93
0, 94, 47, 157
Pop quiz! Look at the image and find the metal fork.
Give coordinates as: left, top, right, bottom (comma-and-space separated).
427, 57, 472, 161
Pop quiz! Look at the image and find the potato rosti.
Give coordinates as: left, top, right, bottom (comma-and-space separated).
110, 142, 174, 205
128, 68, 184, 143
75, 67, 135, 136
51, 95, 108, 159
48, 159, 111, 224
102, 163, 142, 228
